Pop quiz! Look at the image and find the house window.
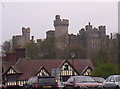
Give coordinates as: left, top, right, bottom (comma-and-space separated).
37, 69, 49, 77
83, 69, 91, 75
7, 68, 16, 74
64, 65, 68, 70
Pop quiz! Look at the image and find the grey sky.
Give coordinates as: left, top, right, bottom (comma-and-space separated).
2, 2, 118, 44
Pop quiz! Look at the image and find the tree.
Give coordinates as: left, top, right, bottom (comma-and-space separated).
39, 37, 57, 59
25, 42, 39, 59
91, 62, 118, 78
1, 40, 13, 56
64, 44, 86, 59
94, 49, 109, 65
118, 34, 120, 74
12, 38, 18, 51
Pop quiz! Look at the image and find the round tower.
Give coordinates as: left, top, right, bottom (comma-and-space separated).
98, 25, 106, 37
22, 27, 30, 44
54, 15, 69, 50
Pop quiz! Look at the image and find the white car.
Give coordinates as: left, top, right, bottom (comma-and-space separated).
103, 75, 120, 89
57, 82, 65, 89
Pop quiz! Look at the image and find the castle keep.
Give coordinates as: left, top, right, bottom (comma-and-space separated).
54, 15, 69, 50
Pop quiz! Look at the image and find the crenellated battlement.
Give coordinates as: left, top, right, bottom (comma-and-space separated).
54, 15, 69, 27
22, 27, 30, 35
98, 25, 106, 31
12, 27, 30, 47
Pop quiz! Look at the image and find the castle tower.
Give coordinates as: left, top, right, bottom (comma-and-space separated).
98, 25, 106, 37
46, 30, 55, 38
54, 15, 69, 50
85, 22, 92, 31
12, 27, 30, 49
22, 27, 30, 44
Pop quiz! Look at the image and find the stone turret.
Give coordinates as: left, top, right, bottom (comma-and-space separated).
22, 27, 30, 43
99, 25, 106, 37
46, 30, 55, 38
85, 22, 92, 31
54, 15, 69, 51
54, 15, 69, 27
12, 27, 30, 48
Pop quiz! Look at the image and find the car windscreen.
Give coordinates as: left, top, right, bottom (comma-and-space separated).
75, 77, 95, 83
39, 78, 55, 84
94, 78, 105, 82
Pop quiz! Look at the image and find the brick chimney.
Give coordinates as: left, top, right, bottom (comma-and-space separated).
15, 47, 25, 61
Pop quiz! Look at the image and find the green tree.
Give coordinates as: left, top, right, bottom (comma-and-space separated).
1, 40, 13, 56
12, 38, 18, 51
40, 37, 57, 59
64, 44, 86, 59
25, 42, 39, 59
96, 49, 109, 64
118, 34, 120, 74
92, 62, 118, 78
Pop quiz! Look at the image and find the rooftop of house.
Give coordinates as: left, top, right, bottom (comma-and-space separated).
2, 58, 93, 80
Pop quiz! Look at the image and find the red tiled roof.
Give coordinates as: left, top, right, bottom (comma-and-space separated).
2, 60, 16, 74
67, 59, 94, 74
15, 59, 64, 80
3, 58, 93, 80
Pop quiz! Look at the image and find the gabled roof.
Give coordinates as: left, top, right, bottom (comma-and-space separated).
3, 58, 93, 80
67, 59, 93, 75
15, 59, 64, 80
2, 60, 16, 74
5, 66, 23, 74
35, 66, 51, 76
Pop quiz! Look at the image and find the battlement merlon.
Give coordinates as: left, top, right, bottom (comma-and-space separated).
54, 19, 69, 27
54, 15, 69, 27
22, 27, 30, 33
98, 25, 106, 31
85, 22, 93, 30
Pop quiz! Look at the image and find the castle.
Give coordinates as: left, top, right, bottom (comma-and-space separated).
69, 22, 108, 57
12, 27, 30, 47
12, 15, 118, 58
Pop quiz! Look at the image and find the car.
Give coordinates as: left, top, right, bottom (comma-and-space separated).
64, 76, 104, 89
26, 76, 58, 89
103, 75, 120, 89
0, 84, 7, 89
58, 82, 64, 89
93, 77, 105, 83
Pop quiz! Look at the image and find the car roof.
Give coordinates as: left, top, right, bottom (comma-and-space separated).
92, 77, 105, 79
38, 76, 54, 78
110, 75, 120, 77
71, 76, 91, 78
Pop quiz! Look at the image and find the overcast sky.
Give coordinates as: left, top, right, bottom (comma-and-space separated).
1, 1, 119, 44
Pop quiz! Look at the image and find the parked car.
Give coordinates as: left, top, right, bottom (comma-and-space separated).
64, 76, 104, 89
103, 75, 120, 89
93, 77, 105, 83
58, 82, 64, 89
26, 76, 58, 89
0, 84, 7, 89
